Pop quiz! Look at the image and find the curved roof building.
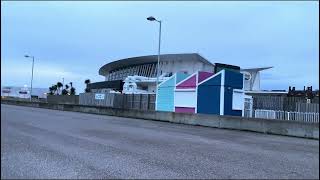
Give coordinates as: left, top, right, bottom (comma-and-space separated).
88, 53, 241, 93
99, 53, 214, 81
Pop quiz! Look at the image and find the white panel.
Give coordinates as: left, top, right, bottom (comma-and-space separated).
253, 72, 260, 90
220, 70, 225, 115
232, 90, 244, 110
174, 90, 197, 107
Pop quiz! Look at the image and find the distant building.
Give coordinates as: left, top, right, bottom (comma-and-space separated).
288, 86, 319, 98
1, 86, 48, 99
245, 86, 319, 99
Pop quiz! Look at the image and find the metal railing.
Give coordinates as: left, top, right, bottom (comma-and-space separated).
254, 109, 319, 123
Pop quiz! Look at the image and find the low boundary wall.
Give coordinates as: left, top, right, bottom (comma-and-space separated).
1, 100, 319, 139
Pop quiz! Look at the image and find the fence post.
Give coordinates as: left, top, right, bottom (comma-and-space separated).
266, 110, 268, 119
250, 100, 253, 117
147, 94, 149, 110
140, 94, 142, 110
131, 94, 134, 109
287, 112, 290, 120
122, 94, 124, 109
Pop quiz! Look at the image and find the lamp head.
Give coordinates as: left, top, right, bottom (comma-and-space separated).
147, 16, 156, 21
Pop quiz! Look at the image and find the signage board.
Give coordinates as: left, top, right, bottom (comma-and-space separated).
2, 90, 11, 93
95, 93, 105, 100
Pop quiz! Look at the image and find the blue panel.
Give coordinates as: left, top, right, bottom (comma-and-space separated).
197, 74, 221, 115
224, 70, 243, 89
223, 70, 243, 116
223, 88, 242, 116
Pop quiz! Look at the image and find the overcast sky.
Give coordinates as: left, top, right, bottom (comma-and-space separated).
1, 1, 319, 93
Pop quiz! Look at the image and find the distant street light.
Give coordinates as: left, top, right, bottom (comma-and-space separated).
24, 55, 35, 101
147, 16, 156, 21
147, 16, 162, 110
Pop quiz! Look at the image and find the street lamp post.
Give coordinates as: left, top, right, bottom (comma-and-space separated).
24, 55, 35, 101
147, 16, 162, 110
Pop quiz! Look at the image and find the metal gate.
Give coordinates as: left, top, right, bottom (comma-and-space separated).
244, 95, 253, 117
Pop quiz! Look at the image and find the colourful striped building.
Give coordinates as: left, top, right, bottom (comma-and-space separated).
156, 70, 244, 116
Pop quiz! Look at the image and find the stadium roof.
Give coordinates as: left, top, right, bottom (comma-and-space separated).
240, 66, 273, 72
99, 53, 214, 76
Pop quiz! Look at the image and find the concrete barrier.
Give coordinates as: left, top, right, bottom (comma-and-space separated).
1, 99, 319, 139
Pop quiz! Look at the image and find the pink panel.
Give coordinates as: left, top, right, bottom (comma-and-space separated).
198, 72, 214, 84
176, 75, 196, 89
175, 107, 195, 113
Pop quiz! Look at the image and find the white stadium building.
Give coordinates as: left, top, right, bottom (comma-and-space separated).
87, 53, 271, 94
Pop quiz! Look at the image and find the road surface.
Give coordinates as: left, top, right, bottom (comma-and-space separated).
1, 104, 319, 179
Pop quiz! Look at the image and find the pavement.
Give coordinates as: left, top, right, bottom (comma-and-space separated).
1, 104, 319, 179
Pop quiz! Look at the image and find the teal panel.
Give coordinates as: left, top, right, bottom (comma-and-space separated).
157, 75, 176, 112
176, 73, 189, 84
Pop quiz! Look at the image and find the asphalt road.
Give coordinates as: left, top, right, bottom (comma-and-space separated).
1, 104, 319, 179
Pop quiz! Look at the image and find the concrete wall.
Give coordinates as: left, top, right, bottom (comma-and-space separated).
159, 58, 213, 76
1, 99, 319, 139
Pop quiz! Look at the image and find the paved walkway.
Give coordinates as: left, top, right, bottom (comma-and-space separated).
1, 104, 319, 179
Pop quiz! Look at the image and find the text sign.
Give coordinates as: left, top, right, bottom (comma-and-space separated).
95, 93, 105, 100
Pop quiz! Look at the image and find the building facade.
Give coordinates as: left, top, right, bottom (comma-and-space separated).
99, 53, 214, 81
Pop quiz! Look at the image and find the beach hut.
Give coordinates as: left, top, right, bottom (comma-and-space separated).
197, 69, 244, 116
